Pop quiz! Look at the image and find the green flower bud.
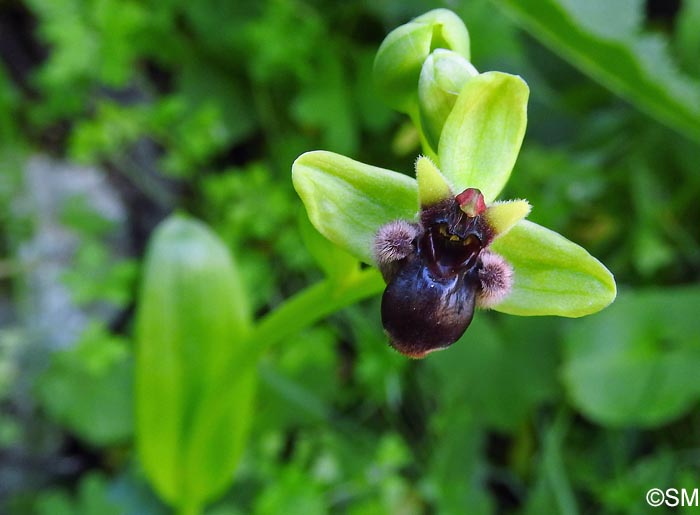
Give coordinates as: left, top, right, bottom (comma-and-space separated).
373, 9, 470, 114
419, 49, 478, 152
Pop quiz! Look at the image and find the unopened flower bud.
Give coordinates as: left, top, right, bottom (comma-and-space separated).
373, 9, 470, 114
419, 49, 478, 151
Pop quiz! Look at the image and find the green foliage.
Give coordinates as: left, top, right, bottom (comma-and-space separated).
36, 323, 133, 446
34, 473, 123, 515
492, 0, 700, 142
428, 315, 560, 432
1, 0, 699, 514
562, 287, 700, 427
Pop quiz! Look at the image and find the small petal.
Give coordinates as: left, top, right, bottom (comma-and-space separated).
439, 72, 529, 203
293, 151, 418, 264
484, 199, 531, 238
416, 155, 452, 206
490, 220, 617, 317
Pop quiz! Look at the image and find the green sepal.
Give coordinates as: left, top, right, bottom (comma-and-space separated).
298, 209, 359, 282
292, 151, 418, 264
416, 155, 452, 206
490, 220, 616, 317
439, 71, 529, 202
373, 8, 470, 113
419, 49, 478, 152
135, 215, 256, 513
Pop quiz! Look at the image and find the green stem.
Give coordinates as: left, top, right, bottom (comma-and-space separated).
229, 268, 385, 373
213, 268, 385, 416
252, 268, 384, 352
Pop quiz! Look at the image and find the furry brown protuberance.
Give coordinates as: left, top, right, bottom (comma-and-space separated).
373, 220, 420, 282
476, 250, 514, 308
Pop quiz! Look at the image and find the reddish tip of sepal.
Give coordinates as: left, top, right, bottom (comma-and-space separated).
456, 188, 486, 217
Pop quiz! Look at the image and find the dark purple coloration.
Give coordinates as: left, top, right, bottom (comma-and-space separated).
375, 190, 503, 358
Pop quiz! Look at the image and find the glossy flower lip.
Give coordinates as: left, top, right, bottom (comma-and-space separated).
376, 158, 520, 357
292, 70, 617, 319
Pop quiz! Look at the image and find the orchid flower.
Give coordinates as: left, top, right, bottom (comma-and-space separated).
292, 9, 616, 357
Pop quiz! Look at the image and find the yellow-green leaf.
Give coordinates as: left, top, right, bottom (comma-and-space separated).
136, 215, 255, 513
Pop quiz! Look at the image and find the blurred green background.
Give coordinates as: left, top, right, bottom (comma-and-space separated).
1, 0, 699, 513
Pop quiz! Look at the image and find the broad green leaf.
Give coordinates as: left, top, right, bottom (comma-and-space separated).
438, 71, 529, 202
562, 287, 700, 427
136, 215, 255, 513
490, 220, 616, 317
373, 9, 470, 113
292, 151, 417, 264
492, 0, 700, 142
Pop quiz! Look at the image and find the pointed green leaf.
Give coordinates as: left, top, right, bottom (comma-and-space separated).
292, 151, 418, 264
438, 72, 529, 202
136, 215, 256, 513
490, 220, 616, 317
416, 155, 452, 206
373, 9, 470, 113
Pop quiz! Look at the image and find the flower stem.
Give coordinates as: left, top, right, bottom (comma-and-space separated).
252, 268, 384, 352
228, 268, 385, 373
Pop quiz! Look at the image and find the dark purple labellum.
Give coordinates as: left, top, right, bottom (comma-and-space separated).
381, 253, 478, 358
379, 193, 493, 358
